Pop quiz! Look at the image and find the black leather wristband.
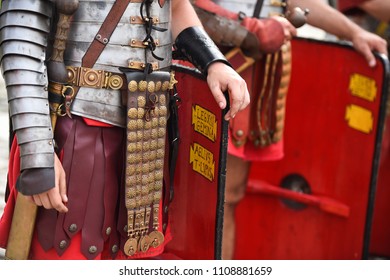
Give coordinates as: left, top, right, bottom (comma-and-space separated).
174, 26, 231, 75
16, 168, 55, 195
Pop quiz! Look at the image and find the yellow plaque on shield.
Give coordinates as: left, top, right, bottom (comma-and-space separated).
349, 73, 377, 102
345, 104, 373, 134
189, 143, 215, 182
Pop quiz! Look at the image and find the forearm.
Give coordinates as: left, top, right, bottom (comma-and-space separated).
171, 0, 202, 39
359, 0, 390, 23
290, 0, 363, 41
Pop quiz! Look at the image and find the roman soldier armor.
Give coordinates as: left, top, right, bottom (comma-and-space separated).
192, 0, 305, 160
0, 0, 230, 260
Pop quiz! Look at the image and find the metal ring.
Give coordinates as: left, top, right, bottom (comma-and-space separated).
62, 85, 75, 98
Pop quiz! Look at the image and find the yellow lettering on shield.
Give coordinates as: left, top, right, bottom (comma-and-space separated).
345, 104, 373, 134
349, 73, 377, 102
192, 105, 217, 142
189, 143, 215, 182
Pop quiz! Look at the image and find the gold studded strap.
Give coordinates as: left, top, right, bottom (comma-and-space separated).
122, 70, 173, 257
256, 42, 291, 147
271, 42, 291, 143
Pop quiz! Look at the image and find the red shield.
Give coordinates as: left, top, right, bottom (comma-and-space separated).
163, 64, 228, 259
234, 38, 389, 259
370, 88, 390, 258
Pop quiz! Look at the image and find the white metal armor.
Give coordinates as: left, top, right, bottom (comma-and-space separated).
65, 0, 172, 127
0, 0, 172, 176
213, 0, 286, 18
0, 0, 55, 174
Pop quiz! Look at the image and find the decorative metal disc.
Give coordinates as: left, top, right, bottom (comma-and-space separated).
124, 237, 138, 256
148, 231, 164, 248
139, 235, 152, 252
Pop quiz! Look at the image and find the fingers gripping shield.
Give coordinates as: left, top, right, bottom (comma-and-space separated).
122, 70, 174, 257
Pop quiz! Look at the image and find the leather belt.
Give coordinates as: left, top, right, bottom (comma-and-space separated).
66, 66, 126, 90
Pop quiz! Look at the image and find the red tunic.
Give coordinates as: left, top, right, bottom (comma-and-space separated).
0, 117, 172, 260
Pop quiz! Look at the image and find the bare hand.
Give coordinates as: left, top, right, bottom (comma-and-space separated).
351, 29, 388, 67
207, 62, 250, 121
30, 154, 68, 213
271, 16, 297, 42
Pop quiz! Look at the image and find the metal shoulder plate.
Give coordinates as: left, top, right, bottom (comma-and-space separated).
0, 0, 55, 170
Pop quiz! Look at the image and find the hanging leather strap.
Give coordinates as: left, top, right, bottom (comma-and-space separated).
82, 0, 131, 68
253, 0, 264, 18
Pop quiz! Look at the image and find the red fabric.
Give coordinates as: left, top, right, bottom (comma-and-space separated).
338, 0, 369, 12
227, 129, 284, 162
241, 17, 285, 53
29, 212, 173, 260
0, 137, 20, 249
194, 0, 239, 20
82, 117, 114, 127
195, 0, 285, 53
0, 118, 172, 260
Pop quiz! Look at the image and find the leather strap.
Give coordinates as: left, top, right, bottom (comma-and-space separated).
253, 0, 264, 19
64, 0, 131, 115
82, 0, 131, 68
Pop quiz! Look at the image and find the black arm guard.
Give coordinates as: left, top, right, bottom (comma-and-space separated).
173, 26, 231, 75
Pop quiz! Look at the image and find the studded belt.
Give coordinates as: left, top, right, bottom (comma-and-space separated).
66, 66, 126, 90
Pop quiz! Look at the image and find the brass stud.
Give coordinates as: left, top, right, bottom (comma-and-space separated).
112, 245, 119, 253
158, 128, 166, 138
59, 240, 67, 249
159, 117, 167, 127
89, 246, 97, 254
236, 130, 244, 137
127, 120, 137, 131
126, 199, 136, 209
128, 81, 138, 92
155, 81, 162, 91
162, 81, 169, 91
148, 81, 156, 93
138, 108, 145, 119
68, 223, 78, 233
128, 108, 138, 119
155, 170, 163, 181
151, 119, 158, 129
155, 159, 163, 170
138, 96, 146, 107
159, 94, 166, 105
126, 188, 136, 198
139, 80, 147, 91
88, 74, 96, 81
159, 106, 167, 116
127, 143, 137, 153
127, 132, 137, 142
